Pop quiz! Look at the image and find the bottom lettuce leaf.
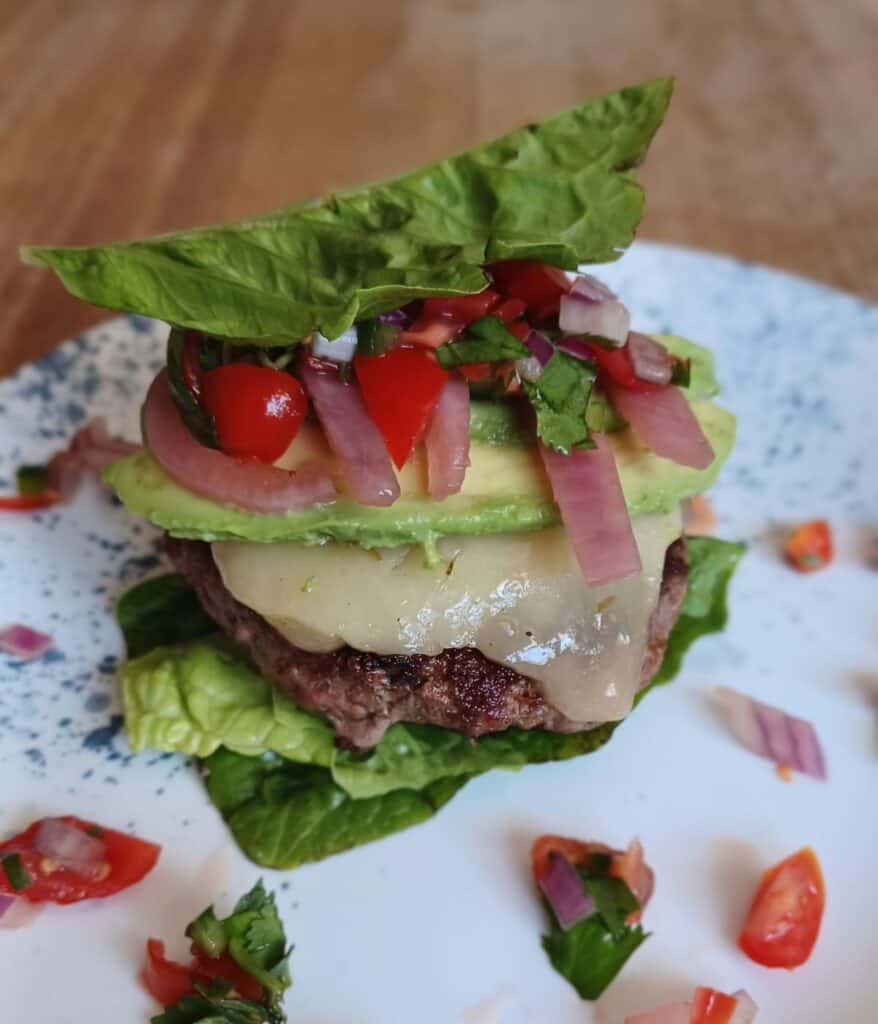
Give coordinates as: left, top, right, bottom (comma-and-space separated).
117, 536, 743, 869
203, 749, 469, 869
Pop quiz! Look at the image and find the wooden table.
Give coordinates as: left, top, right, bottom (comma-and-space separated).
2, 0, 876, 376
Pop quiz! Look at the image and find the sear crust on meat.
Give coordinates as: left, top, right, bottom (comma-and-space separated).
166, 536, 688, 750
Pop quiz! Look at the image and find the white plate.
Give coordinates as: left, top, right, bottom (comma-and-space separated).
2, 241, 876, 1023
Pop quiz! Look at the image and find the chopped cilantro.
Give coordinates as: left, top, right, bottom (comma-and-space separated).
670, 357, 691, 387
434, 316, 528, 368
582, 876, 640, 938
356, 319, 400, 356
522, 350, 596, 453
16, 465, 48, 497
541, 914, 648, 1000
1, 853, 31, 892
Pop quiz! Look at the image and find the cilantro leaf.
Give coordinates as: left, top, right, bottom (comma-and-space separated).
25, 80, 673, 343
151, 990, 275, 1024
541, 914, 648, 1001
434, 317, 528, 368
582, 876, 640, 938
522, 350, 596, 453
1, 853, 31, 892
16, 465, 48, 497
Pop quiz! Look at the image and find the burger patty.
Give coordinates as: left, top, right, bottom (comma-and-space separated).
166, 536, 688, 750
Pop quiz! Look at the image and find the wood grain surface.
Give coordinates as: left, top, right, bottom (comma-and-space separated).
2, 0, 876, 376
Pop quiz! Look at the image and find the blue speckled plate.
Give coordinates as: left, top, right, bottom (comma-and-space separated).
2, 242, 877, 1023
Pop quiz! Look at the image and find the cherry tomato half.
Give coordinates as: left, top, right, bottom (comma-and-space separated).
0, 816, 160, 904
200, 364, 308, 463
354, 346, 448, 469
738, 847, 825, 968
784, 520, 833, 573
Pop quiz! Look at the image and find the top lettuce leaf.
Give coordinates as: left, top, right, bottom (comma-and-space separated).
23, 79, 672, 343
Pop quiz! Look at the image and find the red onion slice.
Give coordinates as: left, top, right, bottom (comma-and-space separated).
71, 417, 140, 469
34, 818, 106, 878
608, 385, 714, 470
628, 332, 672, 386
559, 295, 630, 346
300, 360, 400, 507
45, 450, 84, 500
144, 370, 337, 513
570, 273, 617, 303
539, 434, 642, 587
425, 377, 470, 500
715, 686, 827, 780
538, 853, 595, 931
0, 624, 53, 660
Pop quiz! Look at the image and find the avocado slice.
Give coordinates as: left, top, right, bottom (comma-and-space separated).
104, 398, 734, 551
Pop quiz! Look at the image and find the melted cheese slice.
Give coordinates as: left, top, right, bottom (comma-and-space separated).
211, 508, 681, 723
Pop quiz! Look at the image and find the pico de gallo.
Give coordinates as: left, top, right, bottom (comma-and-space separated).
147, 261, 712, 588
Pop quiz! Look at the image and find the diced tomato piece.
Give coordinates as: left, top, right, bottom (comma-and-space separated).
0, 816, 160, 904
493, 297, 528, 324
420, 289, 499, 322
506, 319, 532, 341
191, 947, 264, 1002
586, 342, 661, 393
689, 987, 739, 1024
458, 362, 492, 383
783, 520, 832, 573
143, 939, 194, 1007
530, 835, 610, 883
738, 847, 825, 968
486, 260, 571, 322
0, 492, 61, 511
200, 364, 308, 463
354, 346, 449, 468
398, 319, 464, 349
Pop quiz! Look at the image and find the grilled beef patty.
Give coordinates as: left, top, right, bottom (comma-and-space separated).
166, 536, 688, 750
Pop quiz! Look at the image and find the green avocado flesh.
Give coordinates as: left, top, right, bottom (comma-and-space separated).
104, 397, 734, 549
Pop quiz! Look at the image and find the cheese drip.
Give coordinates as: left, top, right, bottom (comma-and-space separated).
212, 509, 681, 722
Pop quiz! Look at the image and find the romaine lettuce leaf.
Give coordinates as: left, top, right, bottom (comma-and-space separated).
202, 749, 469, 870
24, 80, 672, 343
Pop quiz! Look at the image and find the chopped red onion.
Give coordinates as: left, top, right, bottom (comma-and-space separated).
539, 434, 642, 587
570, 273, 617, 303
300, 360, 400, 507
45, 450, 84, 500
143, 370, 337, 513
425, 377, 470, 500
715, 686, 827, 780
0, 895, 14, 918
312, 327, 358, 364
0, 624, 53, 660
729, 991, 759, 1024
608, 385, 714, 470
378, 309, 412, 327
538, 853, 594, 930
559, 294, 630, 346
554, 336, 592, 361
613, 838, 655, 915
34, 818, 106, 878
628, 332, 672, 386
523, 330, 554, 366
